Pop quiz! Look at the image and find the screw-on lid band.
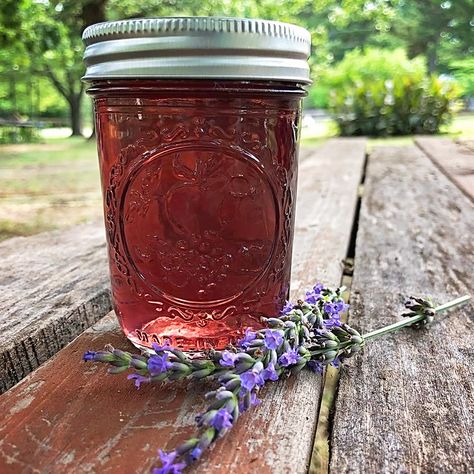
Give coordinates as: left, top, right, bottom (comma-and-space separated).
82, 17, 311, 83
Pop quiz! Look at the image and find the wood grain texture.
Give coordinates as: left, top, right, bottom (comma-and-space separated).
416, 136, 474, 202
0, 138, 366, 474
0, 222, 111, 393
330, 146, 474, 474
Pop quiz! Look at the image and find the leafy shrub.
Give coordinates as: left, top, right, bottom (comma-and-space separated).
304, 84, 331, 109
449, 58, 474, 101
326, 48, 460, 136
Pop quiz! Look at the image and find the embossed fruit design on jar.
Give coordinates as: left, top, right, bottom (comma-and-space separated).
83, 17, 311, 351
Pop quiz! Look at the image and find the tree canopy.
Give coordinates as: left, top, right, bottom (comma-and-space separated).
0, 0, 472, 135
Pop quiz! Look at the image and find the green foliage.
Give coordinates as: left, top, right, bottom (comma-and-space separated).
391, 0, 474, 73
449, 58, 474, 99
328, 49, 461, 136
305, 84, 331, 109
1, 0, 470, 138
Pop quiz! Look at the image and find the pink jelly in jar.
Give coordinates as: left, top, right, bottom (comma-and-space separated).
82, 17, 311, 351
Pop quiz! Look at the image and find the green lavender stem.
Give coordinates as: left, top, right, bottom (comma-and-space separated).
362, 295, 471, 341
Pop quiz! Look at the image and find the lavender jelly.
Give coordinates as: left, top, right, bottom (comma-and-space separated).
83, 18, 311, 351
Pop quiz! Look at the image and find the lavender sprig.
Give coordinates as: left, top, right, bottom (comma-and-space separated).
83, 284, 470, 474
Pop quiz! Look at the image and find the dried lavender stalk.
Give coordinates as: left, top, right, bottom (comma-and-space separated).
83, 284, 470, 474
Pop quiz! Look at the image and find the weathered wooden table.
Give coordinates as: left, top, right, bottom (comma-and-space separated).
1, 138, 473, 473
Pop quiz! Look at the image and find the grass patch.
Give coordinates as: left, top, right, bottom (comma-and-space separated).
0, 137, 102, 241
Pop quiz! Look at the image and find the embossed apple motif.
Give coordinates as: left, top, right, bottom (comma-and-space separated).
124, 147, 278, 303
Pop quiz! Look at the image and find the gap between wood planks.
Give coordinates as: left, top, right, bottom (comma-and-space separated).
309, 149, 369, 474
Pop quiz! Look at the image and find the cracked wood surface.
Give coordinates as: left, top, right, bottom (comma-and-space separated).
0, 138, 366, 474
330, 146, 474, 474
0, 222, 112, 394
416, 137, 474, 202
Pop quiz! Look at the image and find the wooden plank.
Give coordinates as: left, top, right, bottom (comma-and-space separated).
330, 146, 474, 473
0, 138, 366, 474
416, 136, 474, 202
0, 222, 111, 393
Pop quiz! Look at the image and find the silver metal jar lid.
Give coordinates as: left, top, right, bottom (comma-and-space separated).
82, 17, 311, 83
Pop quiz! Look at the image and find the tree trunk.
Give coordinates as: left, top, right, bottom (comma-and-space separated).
69, 95, 83, 137
427, 46, 437, 75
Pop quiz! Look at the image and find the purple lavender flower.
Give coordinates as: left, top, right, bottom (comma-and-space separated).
127, 373, 150, 389
152, 342, 172, 352
281, 300, 294, 314
250, 392, 261, 406
238, 390, 261, 413
278, 348, 300, 367
190, 447, 202, 461
83, 351, 96, 361
324, 315, 342, 329
153, 450, 186, 474
313, 283, 325, 293
240, 368, 264, 391
210, 408, 233, 430
305, 283, 325, 304
238, 328, 257, 349
263, 329, 283, 350
148, 353, 172, 375
219, 351, 238, 368
307, 360, 323, 373
262, 363, 279, 381
323, 302, 336, 315
83, 350, 115, 363
334, 300, 349, 314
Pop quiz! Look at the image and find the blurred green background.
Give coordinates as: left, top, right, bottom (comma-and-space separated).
0, 0, 473, 240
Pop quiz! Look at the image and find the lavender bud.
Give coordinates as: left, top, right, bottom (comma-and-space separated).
108, 365, 128, 374
224, 378, 241, 391
342, 324, 361, 336
236, 353, 256, 363
198, 428, 216, 451
300, 326, 311, 341
92, 351, 115, 363
192, 360, 214, 370
208, 350, 223, 362
130, 357, 148, 370
176, 438, 199, 456
350, 335, 363, 344
248, 339, 265, 348
150, 373, 169, 382
323, 331, 339, 342
207, 397, 227, 411
170, 362, 191, 372
168, 371, 188, 381
264, 318, 285, 327
322, 350, 338, 362
192, 368, 214, 379
205, 391, 217, 400
196, 410, 217, 427
112, 349, 132, 362
218, 373, 240, 384
169, 348, 189, 362
215, 390, 234, 401
235, 361, 254, 373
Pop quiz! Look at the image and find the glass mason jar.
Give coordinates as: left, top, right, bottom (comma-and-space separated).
82, 17, 311, 351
